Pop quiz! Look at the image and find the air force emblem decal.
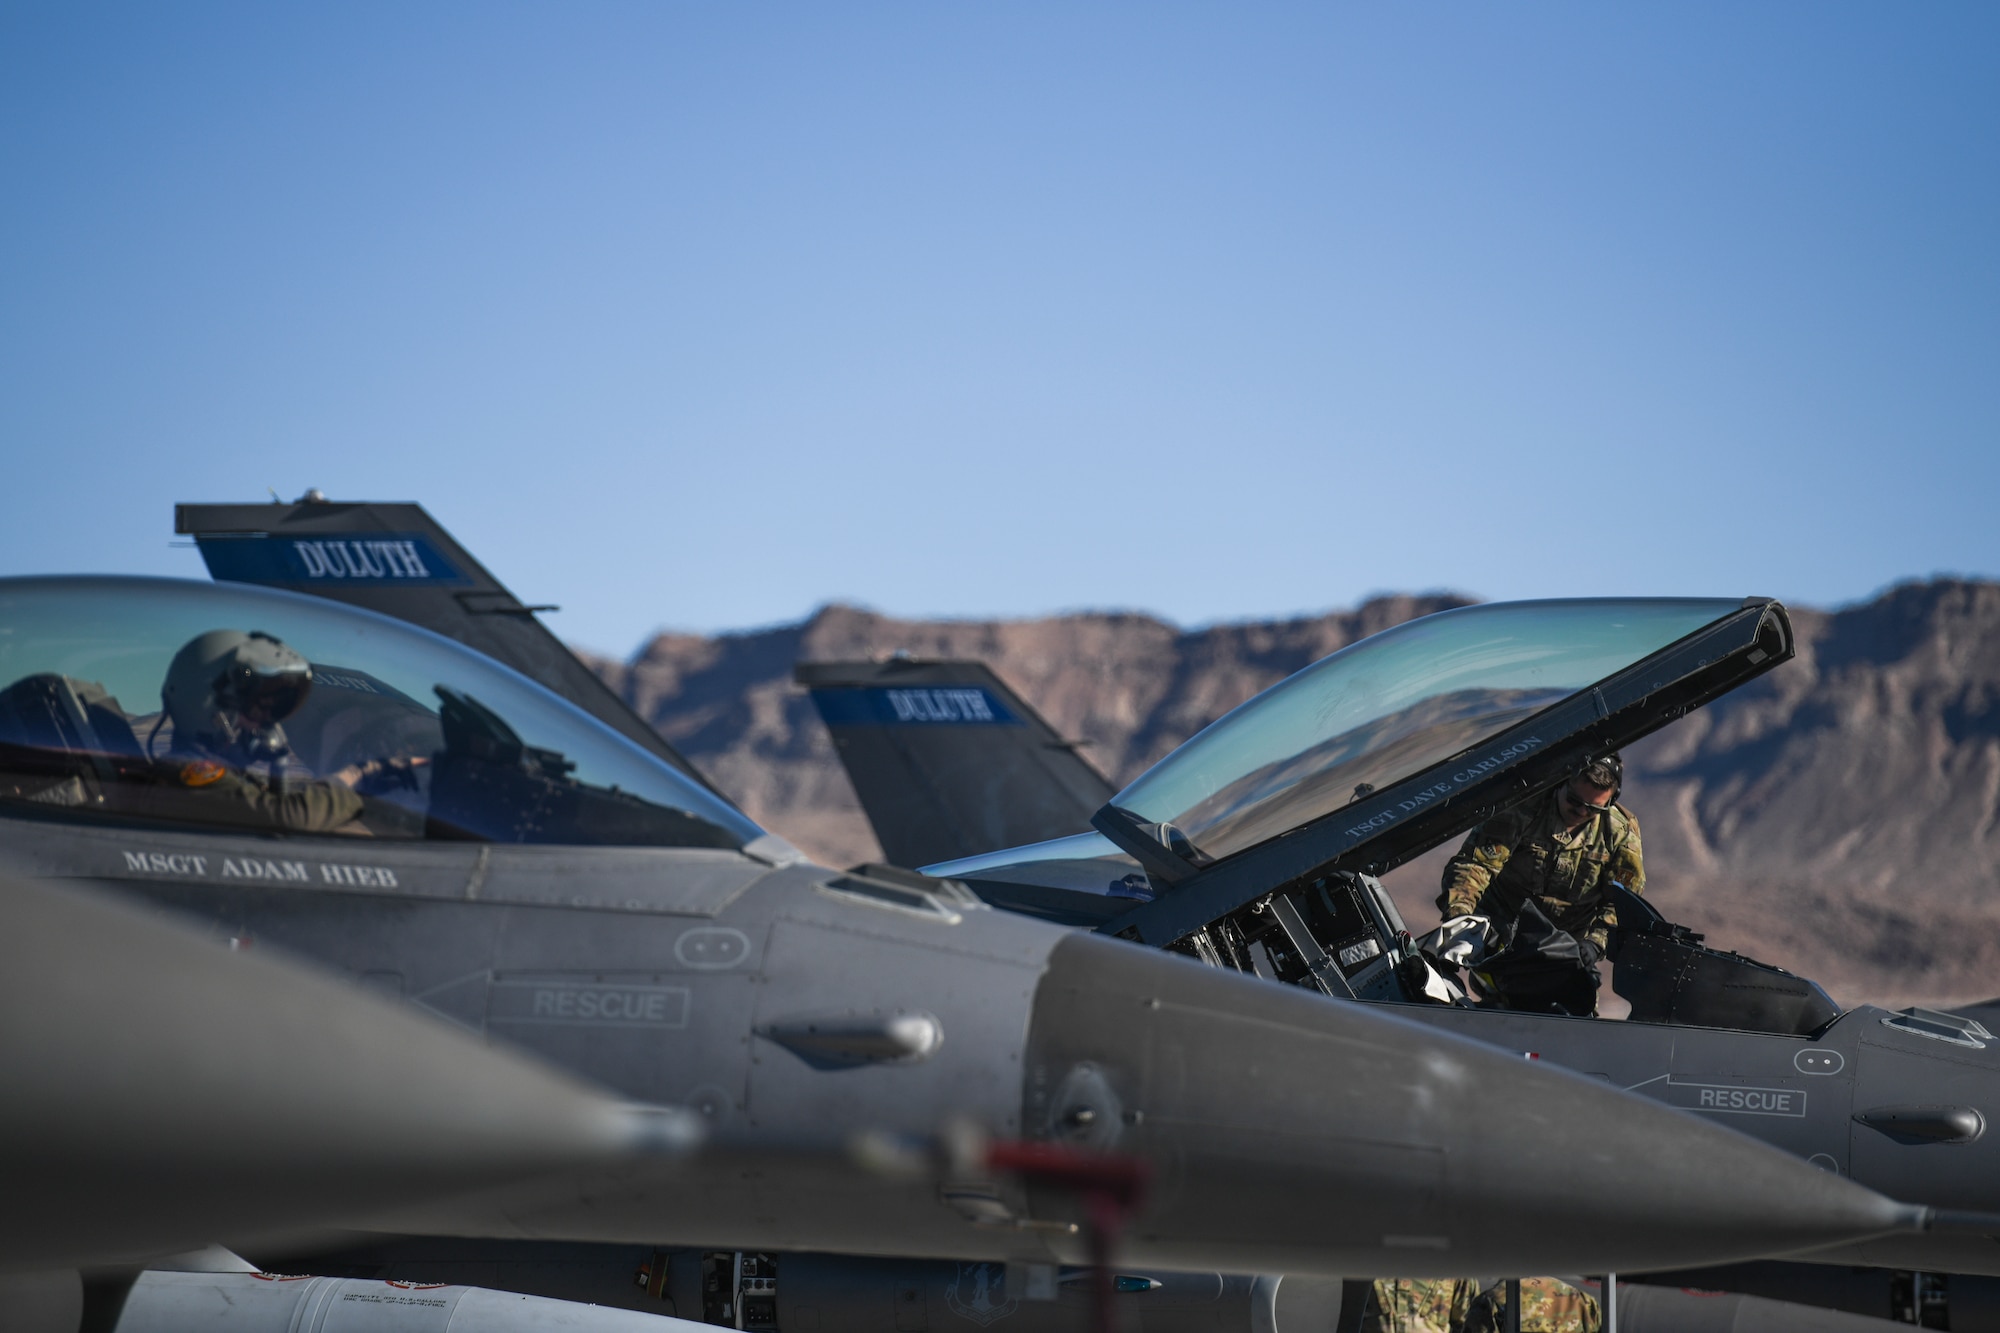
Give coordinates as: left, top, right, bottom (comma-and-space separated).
945, 1262, 1017, 1326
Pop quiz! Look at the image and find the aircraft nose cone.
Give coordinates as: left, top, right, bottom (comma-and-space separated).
1023, 934, 1914, 1276
0, 873, 700, 1268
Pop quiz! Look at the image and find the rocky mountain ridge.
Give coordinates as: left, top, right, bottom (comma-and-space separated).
583, 579, 2000, 1008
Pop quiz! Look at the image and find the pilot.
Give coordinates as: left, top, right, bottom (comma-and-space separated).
1434, 754, 1644, 1015
158, 629, 407, 833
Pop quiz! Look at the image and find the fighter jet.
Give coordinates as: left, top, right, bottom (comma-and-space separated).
798, 600, 2000, 1313
149, 498, 2000, 1324
0, 545, 1949, 1332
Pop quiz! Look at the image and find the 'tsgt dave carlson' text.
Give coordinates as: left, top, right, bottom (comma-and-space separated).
1342, 736, 1547, 838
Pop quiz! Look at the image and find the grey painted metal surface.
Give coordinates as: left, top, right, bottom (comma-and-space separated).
1020, 933, 1918, 1277
0, 871, 693, 1271
13, 813, 1919, 1276
1386, 999, 2000, 1274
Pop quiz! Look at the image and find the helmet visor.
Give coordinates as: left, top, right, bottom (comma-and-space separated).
224, 662, 312, 724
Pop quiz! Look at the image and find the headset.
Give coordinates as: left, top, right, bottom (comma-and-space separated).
1572, 752, 1623, 810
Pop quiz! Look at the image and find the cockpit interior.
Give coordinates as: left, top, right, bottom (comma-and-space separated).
0, 577, 761, 850
923, 596, 1896, 1042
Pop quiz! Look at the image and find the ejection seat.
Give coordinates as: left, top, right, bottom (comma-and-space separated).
1603, 883, 1841, 1037
0, 673, 148, 806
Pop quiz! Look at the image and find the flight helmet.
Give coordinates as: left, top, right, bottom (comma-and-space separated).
162, 629, 313, 761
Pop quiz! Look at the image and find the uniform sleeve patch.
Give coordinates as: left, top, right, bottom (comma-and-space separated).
180, 759, 227, 788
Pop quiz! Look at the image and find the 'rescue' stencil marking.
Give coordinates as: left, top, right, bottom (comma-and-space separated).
489, 979, 691, 1029
1645, 1078, 1807, 1118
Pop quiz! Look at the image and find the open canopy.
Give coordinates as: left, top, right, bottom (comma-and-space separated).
1107, 599, 1743, 866
927, 597, 1793, 932
1064, 596, 1794, 945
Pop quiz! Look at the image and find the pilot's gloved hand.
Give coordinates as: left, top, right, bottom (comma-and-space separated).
1420, 914, 1495, 968
1576, 938, 1604, 973
336, 754, 430, 793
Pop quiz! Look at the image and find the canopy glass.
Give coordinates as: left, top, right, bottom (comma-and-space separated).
0, 577, 764, 849
1106, 598, 1742, 864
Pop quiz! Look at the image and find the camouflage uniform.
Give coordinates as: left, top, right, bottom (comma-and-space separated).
156, 751, 364, 834
1436, 791, 1644, 956
1363, 1278, 1476, 1333
1463, 1277, 1601, 1333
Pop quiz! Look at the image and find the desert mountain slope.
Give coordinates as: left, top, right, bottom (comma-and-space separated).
585, 579, 2000, 1007
587, 593, 1473, 871
1619, 579, 2000, 1005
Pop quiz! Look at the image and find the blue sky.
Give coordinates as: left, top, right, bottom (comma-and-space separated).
3, 4, 1995, 656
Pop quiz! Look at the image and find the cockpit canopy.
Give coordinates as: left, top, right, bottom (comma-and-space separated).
0, 576, 765, 850
1105, 598, 1745, 866
931, 597, 1787, 931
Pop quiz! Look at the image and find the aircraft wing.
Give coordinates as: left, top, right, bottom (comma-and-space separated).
795, 658, 1115, 868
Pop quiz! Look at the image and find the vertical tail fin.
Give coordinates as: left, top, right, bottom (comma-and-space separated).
173, 499, 717, 792
795, 658, 1115, 868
